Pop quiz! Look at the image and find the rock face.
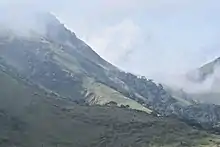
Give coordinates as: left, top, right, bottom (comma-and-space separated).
1, 12, 220, 129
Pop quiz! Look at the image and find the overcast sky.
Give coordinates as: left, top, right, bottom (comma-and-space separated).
1, 0, 220, 80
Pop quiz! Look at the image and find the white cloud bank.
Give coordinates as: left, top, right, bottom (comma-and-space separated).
1, 0, 220, 93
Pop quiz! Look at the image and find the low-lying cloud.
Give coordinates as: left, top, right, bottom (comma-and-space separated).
160, 62, 220, 95
1, 0, 220, 97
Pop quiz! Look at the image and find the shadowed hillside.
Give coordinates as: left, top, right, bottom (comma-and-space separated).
0, 68, 220, 147
1, 12, 220, 145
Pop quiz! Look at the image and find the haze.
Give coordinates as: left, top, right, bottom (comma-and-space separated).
1, 0, 220, 86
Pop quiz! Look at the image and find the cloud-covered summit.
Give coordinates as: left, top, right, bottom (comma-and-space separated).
1, 0, 220, 81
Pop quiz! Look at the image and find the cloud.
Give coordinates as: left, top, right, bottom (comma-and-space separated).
173, 67, 220, 93
1, 0, 220, 84
0, 1, 53, 37
74, 0, 220, 80
86, 19, 143, 67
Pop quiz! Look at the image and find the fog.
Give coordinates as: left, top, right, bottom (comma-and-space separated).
1, 0, 220, 95
0, 6, 50, 38
158, 60, 220, 95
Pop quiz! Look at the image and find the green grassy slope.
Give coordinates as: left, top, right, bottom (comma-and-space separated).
0, 69, 220, 147
0, 15, 198, 118
1, 13, 220, 140
84, 80, 152, 113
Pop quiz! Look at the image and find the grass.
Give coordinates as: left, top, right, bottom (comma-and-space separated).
84, 80, 152, 113
0, 69, 220, 147
51, 46, 83, 74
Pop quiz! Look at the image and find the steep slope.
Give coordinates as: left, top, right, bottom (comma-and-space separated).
187, 57, 220, 82
0, 13, 172, 114
164, 87, 196, 106
163, 58, 220, 128
1, 12, 220, 129
0, 23, 150, 113
199, 57, 220, 80
184, 57, 220, 104
1, 67, 220, 147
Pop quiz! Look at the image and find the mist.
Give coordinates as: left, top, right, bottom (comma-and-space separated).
0, 6, 49, 38
158, 62, 220, 101
1, 1, 220, 98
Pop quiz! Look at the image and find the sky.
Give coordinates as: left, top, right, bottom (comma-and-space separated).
1, 0, 220, 81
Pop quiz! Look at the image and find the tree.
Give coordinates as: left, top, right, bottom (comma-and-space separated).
105, 101, 118, 106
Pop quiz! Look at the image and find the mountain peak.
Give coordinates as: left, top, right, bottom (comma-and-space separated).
0, 10, 70, 39
2, 11, 220, 141
186, 56, 220, 82
213, 56, 220, 63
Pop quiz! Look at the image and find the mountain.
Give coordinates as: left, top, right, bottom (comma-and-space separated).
1, 12, 220, 134
0, 13, 197, 119
184, 57, 220, 104
0, 12, 179, 114
164, 57, 220, 129
198, 57, 220, 80
187, 57, 220, 83
0, 49, 220, 147
0, 12, 155, 113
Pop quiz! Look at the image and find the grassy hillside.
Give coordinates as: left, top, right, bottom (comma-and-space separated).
0, 13, 199, 119
84, 80, 152, 113
0, 69, 220, 147
1, 13, 220, 134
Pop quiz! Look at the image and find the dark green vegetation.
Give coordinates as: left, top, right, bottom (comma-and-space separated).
1, 12, 220, 147
0, 69, 220, 147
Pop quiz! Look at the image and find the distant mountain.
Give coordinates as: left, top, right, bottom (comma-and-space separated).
183, 57, 220, 104
1, 12, 220, 132
187, 57, 220, 82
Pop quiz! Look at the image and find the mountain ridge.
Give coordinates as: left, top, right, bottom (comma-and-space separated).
1, 12, 220, 131
0, 56, 220, 147
186, 57, 220, 83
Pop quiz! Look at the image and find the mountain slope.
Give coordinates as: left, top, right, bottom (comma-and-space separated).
0, 26, 151, 113
1, 12, 220, 129
184, 57, 220, 104
0, 67, 220, 147
0, 13, 173, 114
186, 57, 220, 83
